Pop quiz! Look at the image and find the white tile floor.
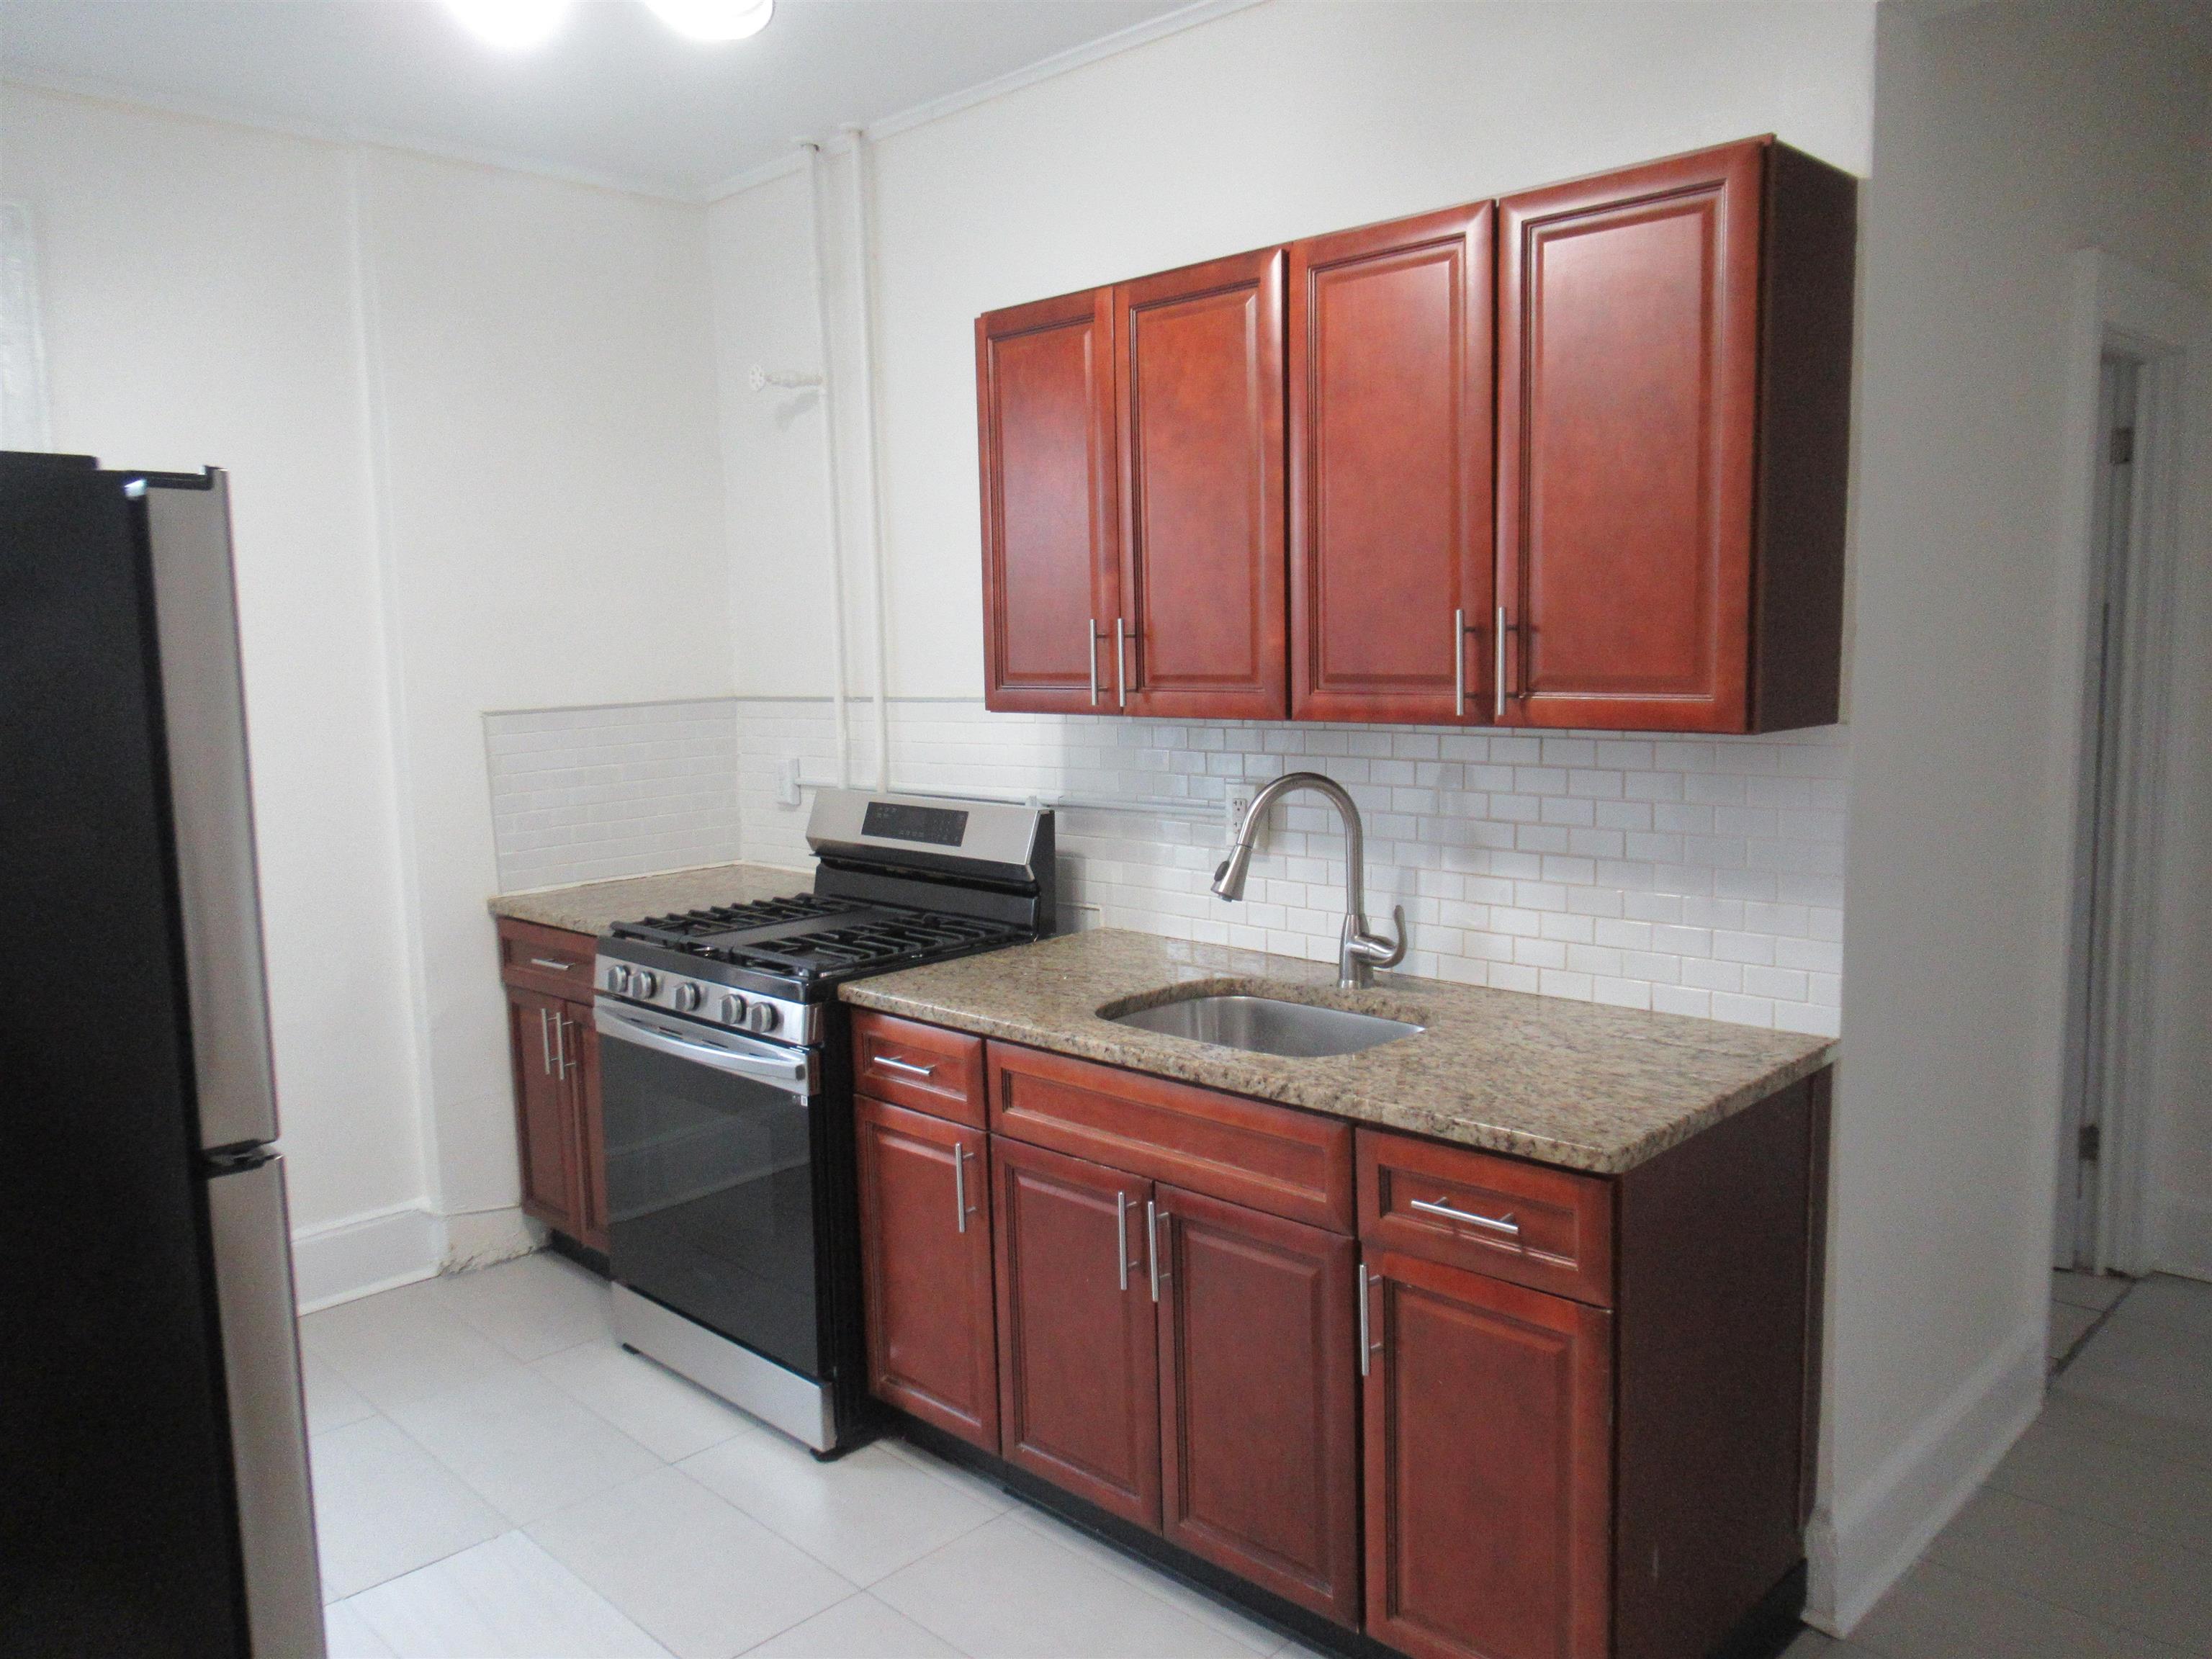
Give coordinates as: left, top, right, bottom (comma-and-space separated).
1784, 1271, 2212, 1659
304, 1253, 1313, 1658
307, 1255, 2212, 1659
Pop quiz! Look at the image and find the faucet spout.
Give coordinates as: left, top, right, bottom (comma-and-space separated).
1212, 772, 1407, 987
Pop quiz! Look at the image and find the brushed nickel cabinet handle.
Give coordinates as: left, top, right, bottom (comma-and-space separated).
1087, 619, 1101, 706
536, 1007, 553, 1076
1494, 605, 1508, 721
876, 1056, 938, 1079
1358, 1265, 1381, 1377
1146, 1200, 1169, 1303
1453, 607, 1467, 718
1115, 1191, 1134, 1290
529, 957, 573, 972
554, 1014, 574, 1079
1115, 617, 1129, 709
1410, 1195, 1520, 1238
953, 1143, 970, 1235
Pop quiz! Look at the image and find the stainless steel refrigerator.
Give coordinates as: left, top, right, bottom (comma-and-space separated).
2, 452, 325, 1656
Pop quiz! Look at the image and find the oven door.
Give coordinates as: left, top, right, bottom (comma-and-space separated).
593, 999, 823, 1379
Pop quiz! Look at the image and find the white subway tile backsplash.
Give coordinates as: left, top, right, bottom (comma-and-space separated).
734, 698, 1848, 1036
485, 699, 741, 893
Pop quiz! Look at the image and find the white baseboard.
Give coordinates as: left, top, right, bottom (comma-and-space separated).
444, 1205, 541, 1273
1804, 1319, 2044, 1635
2154, 1192, 2212, 1282
291, 1201, 444, 1313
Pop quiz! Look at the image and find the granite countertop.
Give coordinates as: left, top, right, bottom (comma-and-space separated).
487, 861, 811, 935
840, 929, 1836, 1174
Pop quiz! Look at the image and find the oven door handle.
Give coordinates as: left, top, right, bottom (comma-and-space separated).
593, 1002, 814, 1093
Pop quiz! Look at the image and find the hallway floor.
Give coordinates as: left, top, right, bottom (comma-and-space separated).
1789, 1271, 2212, 1658
305, 1254, 2212, 1658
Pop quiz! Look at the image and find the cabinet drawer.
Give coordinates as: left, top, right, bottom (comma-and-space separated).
853, 1012, 987, 1128
1357, 1129, 1612, 1307
498, 918, 597, 999
989, 1042, 1353, 1232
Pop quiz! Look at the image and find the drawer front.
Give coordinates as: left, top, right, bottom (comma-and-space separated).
1357, 1129, 1612, 1307
498, 917, 597, 999
853, 1012, 987, 1128
989, 1042, 1354, 1233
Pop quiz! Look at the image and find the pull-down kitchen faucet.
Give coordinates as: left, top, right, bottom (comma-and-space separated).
1212, 771, 1407, 989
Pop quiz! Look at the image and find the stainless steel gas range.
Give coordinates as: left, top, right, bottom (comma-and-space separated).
589, 790, 1053, 1455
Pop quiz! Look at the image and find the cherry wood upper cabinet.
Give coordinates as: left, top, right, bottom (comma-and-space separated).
976, 289, 1120, 714
1288, 205, 1495, 724
1155, 1187, 1362, 1627
1115, 249, 1289, 720
992, 1136, 1161, 1528
1495, 138, 1855, 732
855, 1098, 997, 1451
1363, 1249, 1614, 1659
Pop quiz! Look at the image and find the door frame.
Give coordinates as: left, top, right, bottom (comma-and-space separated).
2041, 249, 2206, 1280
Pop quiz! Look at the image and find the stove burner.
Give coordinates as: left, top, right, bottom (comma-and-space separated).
608, 892, 1023, 988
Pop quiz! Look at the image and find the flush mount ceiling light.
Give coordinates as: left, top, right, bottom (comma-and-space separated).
446, 0, 571, 49
644, 0, 775, 42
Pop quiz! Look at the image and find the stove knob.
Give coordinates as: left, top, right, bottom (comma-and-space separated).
746, 1002, 781, 1035
673, 982, 702, 1014
633, 970, 660, 999
719, 993, 746, 1025
607, 964, 632, 994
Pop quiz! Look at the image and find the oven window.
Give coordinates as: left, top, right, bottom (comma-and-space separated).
598, 1030, 819, 1377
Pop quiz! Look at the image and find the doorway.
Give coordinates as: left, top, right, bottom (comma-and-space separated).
2052, 354, 2142, 1273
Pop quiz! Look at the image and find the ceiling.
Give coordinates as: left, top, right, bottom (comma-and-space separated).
0, 0, 1199, 199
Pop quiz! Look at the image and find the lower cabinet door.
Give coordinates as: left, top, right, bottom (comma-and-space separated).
1364, 1250, 1613, 1659
1155, 1186, 1361, 1626
505, 986, 582, 1238
993, 1136, 1161, 1527
565, 1002, 608, 1254
855, 1097, 997, 1449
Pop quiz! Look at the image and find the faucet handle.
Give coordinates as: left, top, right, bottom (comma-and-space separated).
1350, 907, 1408, 970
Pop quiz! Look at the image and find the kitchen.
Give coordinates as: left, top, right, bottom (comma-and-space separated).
4, 3, 2210, 1658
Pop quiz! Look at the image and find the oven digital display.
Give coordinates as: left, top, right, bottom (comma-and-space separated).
862, 801, 968, 848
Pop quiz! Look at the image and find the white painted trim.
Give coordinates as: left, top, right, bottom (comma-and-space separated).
2041, 250, 2210, 1280
0, 73, 701, 204
1804, 1320, 2044, 1635
703, 0, 1267, 201
291, 1201, 444, 1313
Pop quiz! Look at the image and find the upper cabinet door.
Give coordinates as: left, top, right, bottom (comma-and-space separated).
1288, 205, 1495, 724
976, 289, 1121, 714
1115, 250, 1288, 720
1496, 140, 1765, 732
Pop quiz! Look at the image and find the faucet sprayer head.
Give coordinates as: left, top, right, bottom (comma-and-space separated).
1212, 843, 1253, 901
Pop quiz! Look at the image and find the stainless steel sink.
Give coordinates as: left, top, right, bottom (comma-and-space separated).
1108, 994, 1423, 1058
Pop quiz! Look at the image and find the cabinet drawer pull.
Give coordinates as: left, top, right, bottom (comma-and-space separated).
537, 1007, 554, 1076
553, 1013, 573, 1079
1115, 1191, 1136, 1290
1115, 617, 1129, 709
953, 1143, 975, 1234
1453, 606, 1467, 717
1087, 618, 1101, 706
1146, 1200, 1169, 1303
529, 957, 574, 972
876, 1055, 938, 1079
1410, 1196, 1520, 1238
1493, 605, 1509, 720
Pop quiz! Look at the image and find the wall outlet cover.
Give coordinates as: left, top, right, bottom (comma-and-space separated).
777, 757, 803, 809
1224, 789, 1254, 846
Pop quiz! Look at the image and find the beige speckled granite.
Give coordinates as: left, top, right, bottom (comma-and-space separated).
487, 863, 812, 937
841, 930, 1835, 1174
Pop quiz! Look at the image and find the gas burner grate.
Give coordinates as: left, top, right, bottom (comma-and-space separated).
616, 893, 863, 940
697, 914, 1023, 979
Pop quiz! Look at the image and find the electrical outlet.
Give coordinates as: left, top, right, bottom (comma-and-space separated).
777, 758, 803, 809
1223, 789, 1254, 847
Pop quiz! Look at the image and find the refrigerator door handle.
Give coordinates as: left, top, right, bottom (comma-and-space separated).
142, 472, 282, 1153
205, 1151, 326, 1657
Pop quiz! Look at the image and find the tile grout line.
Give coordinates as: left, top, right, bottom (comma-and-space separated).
2048, 1275, 2137, 1377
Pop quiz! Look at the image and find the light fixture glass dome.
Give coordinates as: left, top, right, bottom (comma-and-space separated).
645, 0, 775, 42
446, 0, 571, 50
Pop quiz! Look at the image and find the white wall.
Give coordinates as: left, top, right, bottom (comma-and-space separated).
0, 89, 430, 1258
1, 86, 732, 1294
1815, 0, 2212, 1630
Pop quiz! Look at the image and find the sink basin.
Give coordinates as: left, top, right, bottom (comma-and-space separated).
1108, 994, 1423, 1058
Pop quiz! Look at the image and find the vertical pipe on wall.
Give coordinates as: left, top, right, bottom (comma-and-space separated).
842, 124, 894, 793
801, 138, 853, 788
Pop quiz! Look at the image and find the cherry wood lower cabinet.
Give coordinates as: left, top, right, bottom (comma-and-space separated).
853, 1097, 997, 1450
497, 915, 607, 1255
992, 1136, 1162, 1526
1362, 1249, 1613, 1659
1156, 1187, 1362, 1624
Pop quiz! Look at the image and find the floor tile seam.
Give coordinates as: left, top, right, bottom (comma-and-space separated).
2048, 1279, 2139, 1378
526, 1347, 760, 1463
1968, 1481, 2212, 1560
1996, 1418, 2212, 1492
1933, 1501, 2212, 1650
2031, 1414, 2212, 1474
875, 1435, 1017, 1509
369, 1389, 635, 1534
995, 1503, 1285, 1655
323, 1522, 509, 1607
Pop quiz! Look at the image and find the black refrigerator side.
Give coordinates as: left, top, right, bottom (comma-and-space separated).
0, 453, 325, 1658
